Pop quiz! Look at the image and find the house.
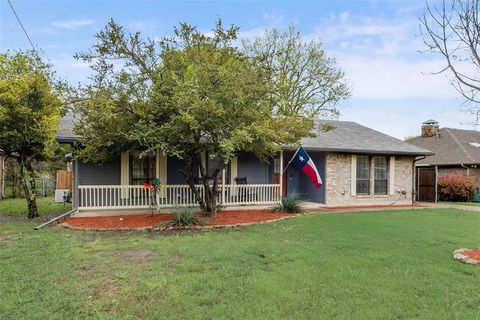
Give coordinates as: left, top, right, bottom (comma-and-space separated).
57, 115, 432, 213
407, 120, 480, 202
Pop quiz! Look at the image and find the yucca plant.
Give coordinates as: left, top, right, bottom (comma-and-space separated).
166, 206, 204, 227
273, 192, 304, 213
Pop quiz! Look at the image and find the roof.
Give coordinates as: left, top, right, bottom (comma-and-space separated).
56, 116, 432, 156
56, 113, 81, 143
407, 127, 480, 165
299, 120, 432, 156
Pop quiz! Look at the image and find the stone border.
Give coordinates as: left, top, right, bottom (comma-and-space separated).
453, 248, 480, 265
57, 214, 298, 231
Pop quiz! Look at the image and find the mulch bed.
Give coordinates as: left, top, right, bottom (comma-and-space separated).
453, 248, 480, 265
60, 209, 295, 230
464, 250, 480, 261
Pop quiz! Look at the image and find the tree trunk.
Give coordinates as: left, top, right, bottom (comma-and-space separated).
180, 153, 221, 217
20, 160, 39, 219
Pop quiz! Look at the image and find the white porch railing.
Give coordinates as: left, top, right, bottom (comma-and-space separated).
78, 184, 281, 210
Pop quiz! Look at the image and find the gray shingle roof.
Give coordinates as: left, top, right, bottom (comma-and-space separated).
56, 113, 81, 143
298, 120, 432, 156
56, 115, 432, 156
407, 127, 480, 165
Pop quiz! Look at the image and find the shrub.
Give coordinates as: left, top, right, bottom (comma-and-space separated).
166, 207, 204, 227
437, 175, 476, 202
273, 192, 304, 213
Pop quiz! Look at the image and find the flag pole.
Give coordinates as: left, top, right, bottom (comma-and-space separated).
282, 147, 301, 175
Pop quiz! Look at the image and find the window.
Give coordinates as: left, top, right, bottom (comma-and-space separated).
273, 158, 281, 174
130, 151, 156, 185
356, 155, 370, 195
374, 157, 388, 195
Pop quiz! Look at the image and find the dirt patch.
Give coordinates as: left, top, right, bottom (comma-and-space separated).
121, 248, 154, 264
61, 210, 295, 230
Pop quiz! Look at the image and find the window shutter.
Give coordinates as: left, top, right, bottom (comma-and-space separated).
120, 151, 129, 199
389, 156, 395, 195
351, 155, 357, 196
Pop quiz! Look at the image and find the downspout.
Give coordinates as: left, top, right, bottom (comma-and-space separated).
412, 156, 427, 205
460, 163, 469, 176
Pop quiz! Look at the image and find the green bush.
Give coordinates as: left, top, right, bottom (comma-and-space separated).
438, 175, 476, 202
274, 192, 304, 213
167, 207, 204, 227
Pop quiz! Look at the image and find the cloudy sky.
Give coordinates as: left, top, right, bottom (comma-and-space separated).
0, 0, 472, 139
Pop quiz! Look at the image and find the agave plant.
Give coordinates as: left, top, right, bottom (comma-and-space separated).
273, 192, 304, 213
166, 206, 204, 227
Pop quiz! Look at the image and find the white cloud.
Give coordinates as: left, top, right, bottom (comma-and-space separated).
307, 11, 459, 100
51, 19, 95, 29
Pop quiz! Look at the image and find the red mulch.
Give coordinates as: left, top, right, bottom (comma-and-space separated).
464, 250, 480, 261
323, 204, 424, 210
60, 209, 294, 230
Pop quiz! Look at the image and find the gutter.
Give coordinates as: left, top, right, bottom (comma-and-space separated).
412, 155, 427, 205
34, 208, 77, 230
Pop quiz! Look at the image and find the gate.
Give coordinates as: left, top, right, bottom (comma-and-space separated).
416, 167, 436, 202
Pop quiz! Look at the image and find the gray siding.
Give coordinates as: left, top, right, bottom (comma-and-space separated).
78, 158, 120, 185
298, 152, 326, 203
237, 152, 272, 184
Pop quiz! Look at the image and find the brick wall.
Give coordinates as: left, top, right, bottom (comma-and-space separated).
325, 153, 414, 206
438, 166, 480, 185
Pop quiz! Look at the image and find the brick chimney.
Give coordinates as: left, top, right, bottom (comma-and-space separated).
421, 119, 439, 138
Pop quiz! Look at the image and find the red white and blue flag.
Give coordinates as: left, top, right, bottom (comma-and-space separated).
291, 147, 323, 189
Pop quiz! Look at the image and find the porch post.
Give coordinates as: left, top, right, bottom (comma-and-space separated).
279, 150, 284, 198
221, 169, 226, 204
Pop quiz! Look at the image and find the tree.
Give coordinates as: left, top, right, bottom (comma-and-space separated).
74, 20, 344, 216
243, 25, 350, 119
0, 51, 63, 218
420, 0, 480, 123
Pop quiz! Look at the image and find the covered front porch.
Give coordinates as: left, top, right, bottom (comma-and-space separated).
72, 149, 294, 211
77, 183, 281, 210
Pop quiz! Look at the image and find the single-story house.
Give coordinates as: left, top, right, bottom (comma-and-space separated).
407, 119, 480, 202
57, 115, 432, 213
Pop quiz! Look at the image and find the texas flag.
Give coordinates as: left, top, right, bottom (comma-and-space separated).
291, 147, 323, 188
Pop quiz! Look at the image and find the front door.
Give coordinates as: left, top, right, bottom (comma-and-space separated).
416, 167, 436, 202
286, 167, 300, 195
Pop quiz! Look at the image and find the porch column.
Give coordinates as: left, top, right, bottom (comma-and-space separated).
279, 150, 284, 198
221, 169, 226, 204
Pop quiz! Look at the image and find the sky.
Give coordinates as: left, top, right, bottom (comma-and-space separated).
0, 0, 473, 139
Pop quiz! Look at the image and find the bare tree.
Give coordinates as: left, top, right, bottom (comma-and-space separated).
420, 0, 480, 123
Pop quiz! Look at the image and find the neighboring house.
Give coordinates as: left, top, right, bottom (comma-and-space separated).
57, 115, 432, 213
408, 120, 480, 202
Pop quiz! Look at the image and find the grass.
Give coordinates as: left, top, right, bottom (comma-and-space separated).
1, 208, 480, 319
0, 197, 71, 217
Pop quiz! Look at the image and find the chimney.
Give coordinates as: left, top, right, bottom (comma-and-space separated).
421, 119, 439, 138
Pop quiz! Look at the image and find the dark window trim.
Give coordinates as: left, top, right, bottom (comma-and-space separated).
356, 155, 370, 195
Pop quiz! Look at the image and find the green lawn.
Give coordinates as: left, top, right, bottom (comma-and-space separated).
1, 208, 480, 319
0, 197, 71, 217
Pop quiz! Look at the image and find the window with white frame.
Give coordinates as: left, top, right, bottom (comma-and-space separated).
374, 156, 388, 195
356, 155, 370, 195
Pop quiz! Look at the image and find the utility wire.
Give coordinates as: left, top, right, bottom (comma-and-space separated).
6, 0, 37, 53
